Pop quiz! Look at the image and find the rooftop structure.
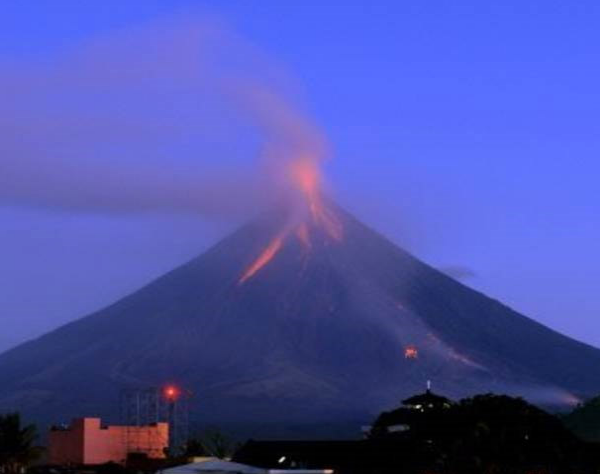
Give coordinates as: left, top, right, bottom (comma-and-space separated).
369, 384, 455, 437
402, 389, 453, 412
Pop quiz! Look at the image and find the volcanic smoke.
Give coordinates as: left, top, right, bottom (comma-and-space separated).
239, 156, 343, 284
231, 76, 343, 283
0, 17, 338, 227
0, 15, 343, 285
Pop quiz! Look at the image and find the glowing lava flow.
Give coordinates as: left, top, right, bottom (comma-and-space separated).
238, 157, 342, 284
405, 345, 419, 359
239, 233, 285, 283
289, 158, 343, 241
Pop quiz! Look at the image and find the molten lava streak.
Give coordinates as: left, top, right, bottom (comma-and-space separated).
239, 234, 284, 284
238, 157, 343, 284
289, 158, 343, 241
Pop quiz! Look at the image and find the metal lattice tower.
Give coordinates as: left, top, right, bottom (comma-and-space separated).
120, 385, 191, 454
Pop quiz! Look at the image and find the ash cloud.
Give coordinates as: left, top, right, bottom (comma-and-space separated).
0, 16, 326, 219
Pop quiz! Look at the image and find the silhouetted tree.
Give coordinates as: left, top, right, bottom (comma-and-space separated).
445, 394, 583, 474
0, 413, 41, 474
181, 437, 209, 457
562, 395, 600, 442
198, 427, 236, 459
372, 392, 600, 474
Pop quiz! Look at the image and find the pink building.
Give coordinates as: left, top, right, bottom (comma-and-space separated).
48, 418, 169, 466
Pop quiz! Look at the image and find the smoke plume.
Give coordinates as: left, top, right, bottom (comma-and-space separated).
0, 16, 328, 219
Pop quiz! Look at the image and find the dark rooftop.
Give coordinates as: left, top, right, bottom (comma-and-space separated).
402, 389, 453, 408
233, 439, 439, 474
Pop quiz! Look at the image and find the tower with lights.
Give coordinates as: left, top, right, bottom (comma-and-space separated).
120, 384, 191, 454
162, 384, 190, 452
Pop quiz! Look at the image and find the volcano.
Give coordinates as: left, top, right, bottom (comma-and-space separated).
1, 202, 599, 435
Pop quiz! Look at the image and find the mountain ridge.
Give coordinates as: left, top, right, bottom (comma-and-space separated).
1, 204, 599, 431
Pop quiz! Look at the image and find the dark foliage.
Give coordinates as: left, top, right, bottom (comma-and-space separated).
562, 395, 600, 442
0, 413, 42, 474
181, 437, 209, 457
195, 427, 238, 459
371, 393, 600, 474
235, 391, 600, 474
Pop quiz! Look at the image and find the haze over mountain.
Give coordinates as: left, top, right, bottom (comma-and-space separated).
1, 197, 599, 435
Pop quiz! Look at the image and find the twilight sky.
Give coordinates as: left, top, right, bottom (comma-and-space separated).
1, 1, 599, 352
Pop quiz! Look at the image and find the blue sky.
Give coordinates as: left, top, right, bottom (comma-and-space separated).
1, 0, 599, 351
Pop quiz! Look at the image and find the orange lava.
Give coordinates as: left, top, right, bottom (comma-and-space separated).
405, 345, 418, 359
239, 234, 284, 284
238, 156, 343, 284
290, 158, 343, 241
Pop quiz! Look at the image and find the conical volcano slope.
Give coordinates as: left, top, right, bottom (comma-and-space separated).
0, 205, 599, 429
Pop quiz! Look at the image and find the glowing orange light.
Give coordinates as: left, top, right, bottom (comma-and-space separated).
239, 234, 284, 284
289, 158, 320, 198
238, 155, 344, 284
164, 385, 180, 401
405, 346, 418, 359
289, 157, 343, 241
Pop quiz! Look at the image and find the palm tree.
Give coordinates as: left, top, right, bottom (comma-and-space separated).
0, 413, 41, 474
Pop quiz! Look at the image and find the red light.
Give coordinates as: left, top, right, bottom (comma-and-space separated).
164, 385, 180, 401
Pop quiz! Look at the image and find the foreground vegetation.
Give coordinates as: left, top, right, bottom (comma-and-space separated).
562, 395, 600, 443
3, 393, 600, 473
0, 413, 41, 474
370, 393, 600, 474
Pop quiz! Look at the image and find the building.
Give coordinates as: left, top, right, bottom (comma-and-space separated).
233, 439, 437, 474
161, 459, 265, 474
48, 417, 168, 466
402, 388, 453, 412
366, 384, 455, 438
231, 388, 455, 473
162, 458, 337, 473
